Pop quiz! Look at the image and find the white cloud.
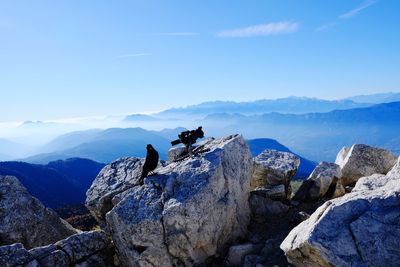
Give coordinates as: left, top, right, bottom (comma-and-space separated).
339, 0, 378, 19
117, 53, 152, 58
156, 32, 199, 36
217, 21, 299, 38
316, 0, 378, 32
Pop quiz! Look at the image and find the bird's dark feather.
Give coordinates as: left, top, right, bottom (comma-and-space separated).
140, 146, 159, 180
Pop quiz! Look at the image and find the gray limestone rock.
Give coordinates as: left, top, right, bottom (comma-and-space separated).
86, 157, 166, 224
335, 144, 398, 185
85, 157, 145, 223
54, 230, 111, 263
251, 185, 286, 200
103, 135, 253, 266
0, 243, 33, 267
0, 230, 113, 267
281, 157, 400, 267
0, 175, 78, 249
167, 146, 186, 162
307, 162, 342, 199
252, 150, 300, 197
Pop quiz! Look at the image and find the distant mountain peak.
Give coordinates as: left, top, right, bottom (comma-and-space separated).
124, 114, 159, 122
21, 120, 46, 125
345, 92, 400, 104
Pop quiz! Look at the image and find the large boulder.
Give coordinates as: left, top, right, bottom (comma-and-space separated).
307, 162, 342, 198
293, 162, 342, 201
0, 175, 78, 249
0, 230, 114, 267
280, 157, 400, 267
93, 135, 253, 266
335, 144, 398, 185
252, 150, 300, 197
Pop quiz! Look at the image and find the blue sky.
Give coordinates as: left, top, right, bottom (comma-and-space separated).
1, 0, 399, 121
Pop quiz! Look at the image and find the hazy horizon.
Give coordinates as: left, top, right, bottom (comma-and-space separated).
1, 91, 399, 124
0, 91, 399, 151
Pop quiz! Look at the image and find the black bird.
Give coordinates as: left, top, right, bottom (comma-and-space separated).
140, 144, 159, 183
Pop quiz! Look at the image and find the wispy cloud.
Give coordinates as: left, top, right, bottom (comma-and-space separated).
339, 0, 378, 19
117, 53, 152, 58
217, 21, 299, 38
316, 0, 378, 32
156, 32, 199, 36
315, 21, 340, 32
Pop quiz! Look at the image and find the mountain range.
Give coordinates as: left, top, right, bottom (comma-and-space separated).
1, 92, 399, 164
2, 93, 399, 210
23, 128, 184, 164
0, 158, 105, 208
198, 101, 400, 161
155, 97, 372, 118
344, 92, 400, 104
22, 127, 316, 179
0, 139, 32, 160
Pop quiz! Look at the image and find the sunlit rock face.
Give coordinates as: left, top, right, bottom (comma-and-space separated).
292, 161, 344, 202
252, 149, 300, 198
335, 144, 397, 186
87, 135, 253, 266
86, 157, 145, 224
281, 157, 400, 267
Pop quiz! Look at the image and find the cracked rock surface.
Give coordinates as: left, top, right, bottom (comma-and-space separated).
89, 135, 253, 266
0, 175, 78, 249
85, 157, 145, 224
280, 157, 400, 267
252, 149, 300, 198
86, 157, 166, 225
0, 230, 114, 267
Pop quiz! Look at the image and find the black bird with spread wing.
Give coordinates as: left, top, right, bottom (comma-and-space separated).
140, 144, 159, 183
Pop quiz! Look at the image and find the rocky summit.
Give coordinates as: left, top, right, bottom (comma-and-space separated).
88, 134, 253, 266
